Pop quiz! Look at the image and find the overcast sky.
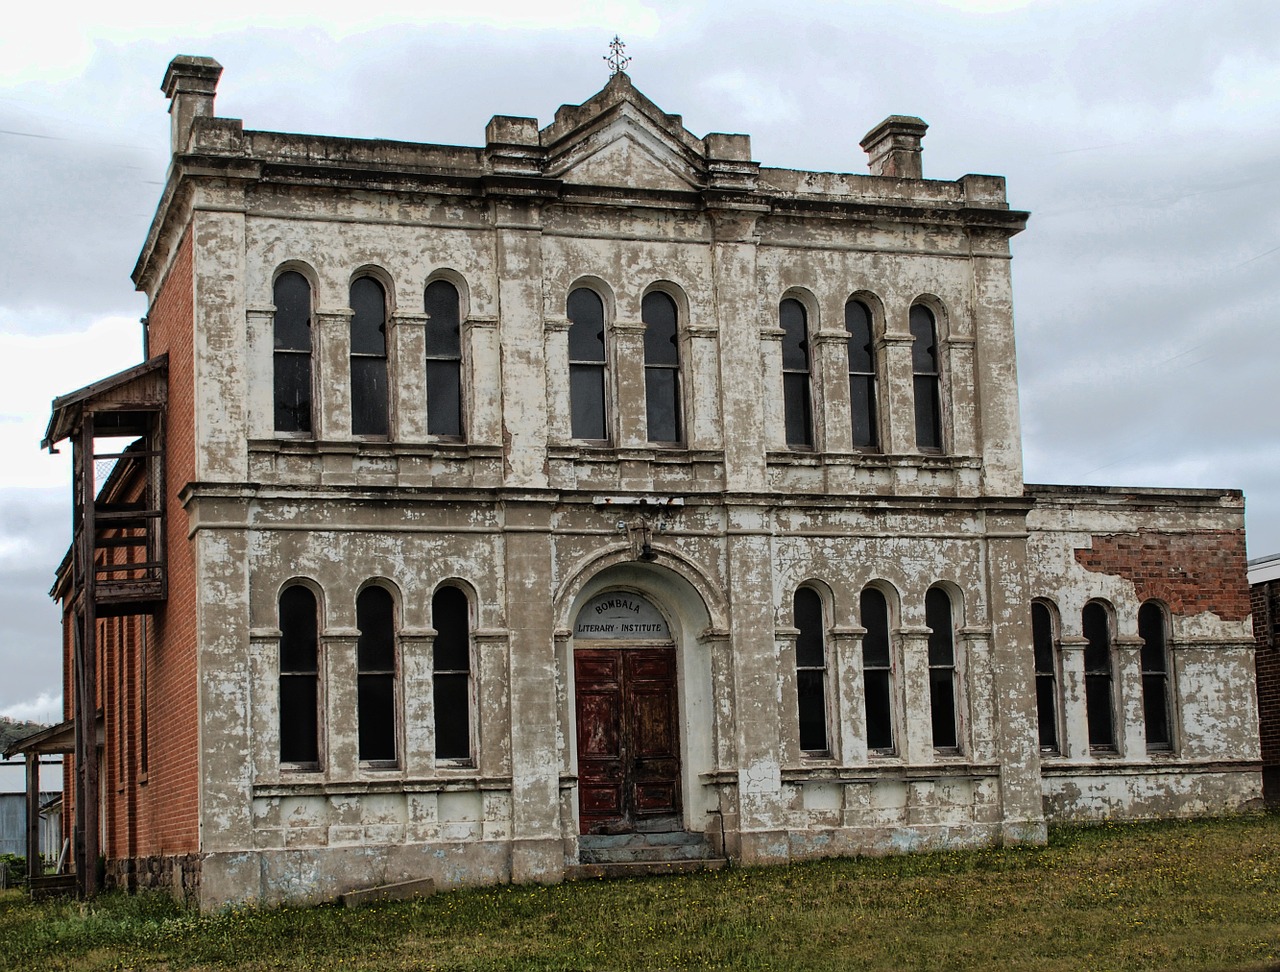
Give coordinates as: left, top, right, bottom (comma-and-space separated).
1, 0, 1277, 721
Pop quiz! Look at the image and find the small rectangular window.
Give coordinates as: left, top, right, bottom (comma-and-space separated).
1032, 602, 1059, 753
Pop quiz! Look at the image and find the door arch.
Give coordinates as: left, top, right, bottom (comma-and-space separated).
573, 591, 680, 834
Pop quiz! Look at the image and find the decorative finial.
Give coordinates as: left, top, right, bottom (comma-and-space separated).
604, 35, 631, 77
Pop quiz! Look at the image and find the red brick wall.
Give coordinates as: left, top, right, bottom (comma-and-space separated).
1074, 530, 1250, 621
1254, 580, 1280, 801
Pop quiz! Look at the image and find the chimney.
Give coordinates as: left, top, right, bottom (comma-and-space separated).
162, 55, 223, 155
860, 115, 928, 179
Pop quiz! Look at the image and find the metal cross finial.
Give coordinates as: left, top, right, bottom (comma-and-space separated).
604, 35, 631, 77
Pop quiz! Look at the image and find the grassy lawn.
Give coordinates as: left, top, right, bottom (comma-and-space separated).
2, 813, 1278, 971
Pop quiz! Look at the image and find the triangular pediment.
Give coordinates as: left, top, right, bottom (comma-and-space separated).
541, 73, 706, 192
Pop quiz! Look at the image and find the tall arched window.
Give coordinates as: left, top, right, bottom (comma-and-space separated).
432, 586, 472, 761
356, 586, 397, 763
350, 276, 390, 436
273, 271, 313, 434
780, 298, 813, 447
794, 587, 828, 753
1138, 601, 1172, 750
1031, 601, 1059, 753
642, 290, 681, 444
568, 288, 608, 441
424, 279, 463, 437
861, 587, 894, 753
279, 585, 319, 765
925, 587, 958, 750
910, 304, 942, 451
1082, 601, 1115, 751
845, 299, 878, 449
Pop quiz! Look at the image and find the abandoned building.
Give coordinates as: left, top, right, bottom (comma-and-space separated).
1250, 552, 1280, 803
26, 54, 1261, 908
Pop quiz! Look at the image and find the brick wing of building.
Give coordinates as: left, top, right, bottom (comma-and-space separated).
28, 55, 1261, 908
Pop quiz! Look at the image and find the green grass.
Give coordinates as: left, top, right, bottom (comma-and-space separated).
3, 813, 1279, 971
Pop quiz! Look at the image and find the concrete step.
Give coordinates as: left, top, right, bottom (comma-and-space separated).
565, 858, 728, 881
578, 831, 716, 864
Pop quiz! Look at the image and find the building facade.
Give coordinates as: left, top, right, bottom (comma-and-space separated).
42, 56, 1260, 908
1249, 552, 1280, 803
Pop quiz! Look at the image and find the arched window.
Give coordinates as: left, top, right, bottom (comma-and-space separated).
1082, 601, 1115, 751
861, 587, 894, 753
350, 276, 389, 436
424, 279, 463, 437
845, 299, 878, 449
1031, 601, 1059, 753
273, 271, 312, 434
780, 298, 813, 448
278, 585, 319, 765
356, 586, 397, 763
925, 587, 958, 750
794, 587, 828, 753
910, 304, 942, 451
568, 288, 608, 441
1138, 601, 1172, 750
432, 586, 472, 761
642, 291, 681, 444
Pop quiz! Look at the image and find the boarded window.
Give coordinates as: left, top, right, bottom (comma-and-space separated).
279, 585, 320, 765
642, 291, 681, 443
356, 586, 397, 763
910, 305, 942, 451
845, 299, 878, 449
424, 279, 463, 437
432, 586, 472, 761
861, 587, 894, 752
925, 587, 958, 750
273, 271, 312, 434
794, 587, 829, 752
1083, 601, 1115, 750
350, 276, 390, 436
568, 288, 608, 440
1138, 601, 1172, 750
780, 298, 813, 447
1032, 601, 1059, 753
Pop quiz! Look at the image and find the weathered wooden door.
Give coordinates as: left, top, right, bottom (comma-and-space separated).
575, 647, 681, 834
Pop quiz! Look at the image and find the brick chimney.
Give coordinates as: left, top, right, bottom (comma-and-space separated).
162, 55, 223, 155
860, 115, 928, 179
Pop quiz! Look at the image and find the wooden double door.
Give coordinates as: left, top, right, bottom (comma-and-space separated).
575, 646, 681, 834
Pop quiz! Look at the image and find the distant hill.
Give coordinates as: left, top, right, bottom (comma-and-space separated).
0, 718, 47, 753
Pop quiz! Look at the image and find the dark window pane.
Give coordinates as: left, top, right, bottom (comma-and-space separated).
358, 674, 396, 761
434, 673, 470, 760
1083, 602, 1114, 748
1082, 603, 1111, 673
424, 280, 461, 357
784, 373, 812, 447
432, 586, 470, 672
1036, 674, 1059, 751
280, 587, 318, 673
797, 670, 828, 752
274, 353, 312, 434
925, 588, 953, 665
642, 291, 679, 365
1139, 602, 1171, 749
1032, 602, 1055, 672
779, 299, 809, 370
351, 357, 389, 435
273, 271, 312, 352
845, 300, 873, 371
1143, 674, 1171, 748
645, 368, 680, 443
279, 675, 318, 763
794, 588, 825, 667
567, 289, 606, 362
570, 364, 607, 439
426, 360, 463, 436
357, 586, 396, 671
865, 669, 893, 751
850, 374, 877, 448
1138, 602, 1167, 673
913, 375, 941, 450
929, 668, 957, 749
1086, 674, 1114, 748
909, 305, 938, 373
860, 589, 890, 667
350, 277, 388, 355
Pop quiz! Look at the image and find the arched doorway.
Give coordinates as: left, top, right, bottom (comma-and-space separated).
573, 591, 680, 834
